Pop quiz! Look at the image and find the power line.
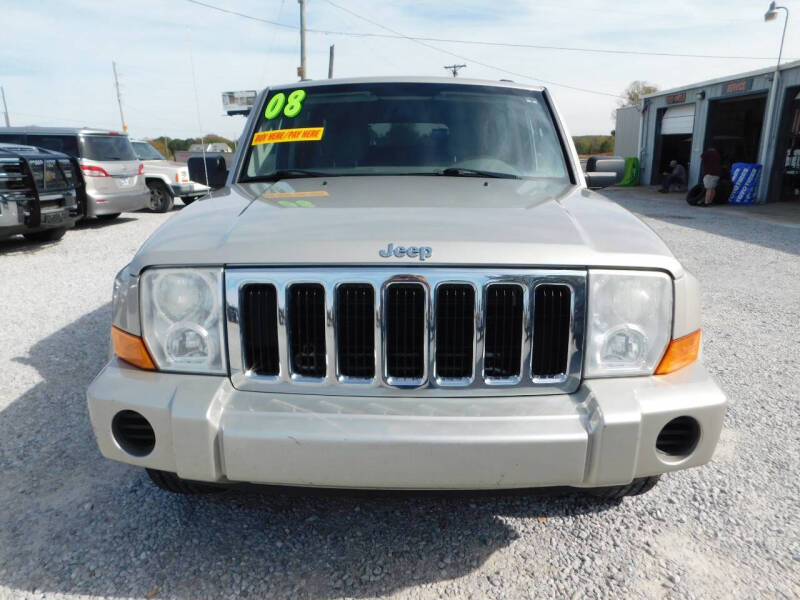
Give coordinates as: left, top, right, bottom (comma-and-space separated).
185, 0, 789, 62
322, 0, 621, 97
185, 0, 295, 29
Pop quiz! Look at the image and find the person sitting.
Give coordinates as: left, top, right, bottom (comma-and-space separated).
658, 160, 687, 193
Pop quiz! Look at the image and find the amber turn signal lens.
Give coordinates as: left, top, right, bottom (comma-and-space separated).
112, 326, 156, 370
655, 329, 701, 375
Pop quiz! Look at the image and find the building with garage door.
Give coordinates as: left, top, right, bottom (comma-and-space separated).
623, 59, 800, 203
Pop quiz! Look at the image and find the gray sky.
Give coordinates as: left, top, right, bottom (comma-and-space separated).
1, 0, 796, 140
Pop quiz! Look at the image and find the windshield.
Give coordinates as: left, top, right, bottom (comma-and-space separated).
79, 135, 137, 161
242, 82, 570, 181
132, 141, 165, 160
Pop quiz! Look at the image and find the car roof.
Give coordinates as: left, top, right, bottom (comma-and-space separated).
268, 76, 545, 93
0, 142, 70, 159
0, 127, 129, 136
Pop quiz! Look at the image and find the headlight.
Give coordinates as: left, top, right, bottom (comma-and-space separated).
139, 268, 225, 374
585, 270, 672, 377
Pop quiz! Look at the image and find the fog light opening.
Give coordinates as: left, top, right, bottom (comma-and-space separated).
656, 416, 700, 459
111, 410, 156, 457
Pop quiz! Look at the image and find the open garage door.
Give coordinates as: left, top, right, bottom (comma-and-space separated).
653, 104, 695, 185
704, 94, 766, 178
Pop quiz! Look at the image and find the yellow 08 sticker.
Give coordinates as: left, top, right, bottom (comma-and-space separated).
251, 127, 324, 145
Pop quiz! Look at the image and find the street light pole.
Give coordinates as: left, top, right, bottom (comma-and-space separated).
765, 2, 789, 67
758, 2, 789, 202
298, 0, 307, 81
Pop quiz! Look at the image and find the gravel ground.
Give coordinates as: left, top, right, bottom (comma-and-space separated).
1, 193, 799, 600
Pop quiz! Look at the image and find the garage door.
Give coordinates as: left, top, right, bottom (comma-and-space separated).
661, 104, 696, 135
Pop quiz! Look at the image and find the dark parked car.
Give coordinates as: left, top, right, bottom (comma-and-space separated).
0, 143, 84, 242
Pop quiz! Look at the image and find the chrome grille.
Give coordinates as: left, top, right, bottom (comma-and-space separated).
226, 268, 585, 397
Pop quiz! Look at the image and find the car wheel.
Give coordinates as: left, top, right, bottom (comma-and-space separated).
96, 213, 121, 221
22, 227, 67, 242
146, 468, 225, 494
147, 181, 174, 213
586, 475, 661, 500
181, 197, 195, 206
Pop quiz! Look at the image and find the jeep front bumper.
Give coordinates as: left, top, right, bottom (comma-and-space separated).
87, 360, 726, 489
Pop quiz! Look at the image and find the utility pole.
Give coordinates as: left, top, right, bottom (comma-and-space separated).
328, 45, 335, 79
298, 0, 307, 81
444, 64, 466, 77
112, 61, 127, 132
0, 86, 9, 127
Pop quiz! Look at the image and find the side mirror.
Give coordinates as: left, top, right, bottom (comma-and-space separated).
187, 155, 228, 189
584, 155, 625, 189
584, 172, 618, 189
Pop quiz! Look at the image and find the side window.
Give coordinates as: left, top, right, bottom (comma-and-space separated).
27, 135, 80, 158
0, 133, 25, 144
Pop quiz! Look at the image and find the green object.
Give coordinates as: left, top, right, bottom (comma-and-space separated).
265, 89, 307, 120
618, 157, 640, 187
284, 89, 306, 117
265, 93, 286, 119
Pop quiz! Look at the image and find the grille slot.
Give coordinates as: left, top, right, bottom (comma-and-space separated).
532, 284, 572, 378
385, 283, 425, 381
484, 284, 524, 379
288, 283, 327, 378
435, 284, 475, 380
240, 284, 280, 376
337, 284, 375, 379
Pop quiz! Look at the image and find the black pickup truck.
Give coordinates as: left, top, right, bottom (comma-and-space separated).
0, 143, 85, 242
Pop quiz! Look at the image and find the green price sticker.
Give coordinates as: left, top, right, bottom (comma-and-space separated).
264, 89, 307, 120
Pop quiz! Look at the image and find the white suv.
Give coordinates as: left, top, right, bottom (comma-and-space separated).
131, 140, 208, 212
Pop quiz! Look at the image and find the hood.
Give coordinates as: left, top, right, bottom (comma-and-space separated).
129, 176, 682, 277
142, 159, 187, 169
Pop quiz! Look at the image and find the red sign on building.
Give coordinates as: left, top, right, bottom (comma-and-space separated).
724, 79, 753, 95
666, 92, 687, 104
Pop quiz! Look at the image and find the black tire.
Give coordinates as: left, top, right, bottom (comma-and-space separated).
146, 468, 225, 495
147, 180, 174, 213
96, 213, 121, 221
686, 184, 704, 206
22, 227, 67, 242
586, 475, 661, 500
180, 197, 195, 206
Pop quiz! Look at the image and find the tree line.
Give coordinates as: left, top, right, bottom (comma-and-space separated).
146, 134, 237, 159
573, 135, 614, 156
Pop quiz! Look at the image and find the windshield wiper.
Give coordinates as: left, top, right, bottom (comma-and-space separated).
247, 169, 330, 182
436, 167, 520, 179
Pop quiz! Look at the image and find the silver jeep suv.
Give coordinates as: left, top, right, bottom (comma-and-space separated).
88, 77, 727, 499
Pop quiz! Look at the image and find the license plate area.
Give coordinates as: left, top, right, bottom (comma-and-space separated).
41, 212, 65, 224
